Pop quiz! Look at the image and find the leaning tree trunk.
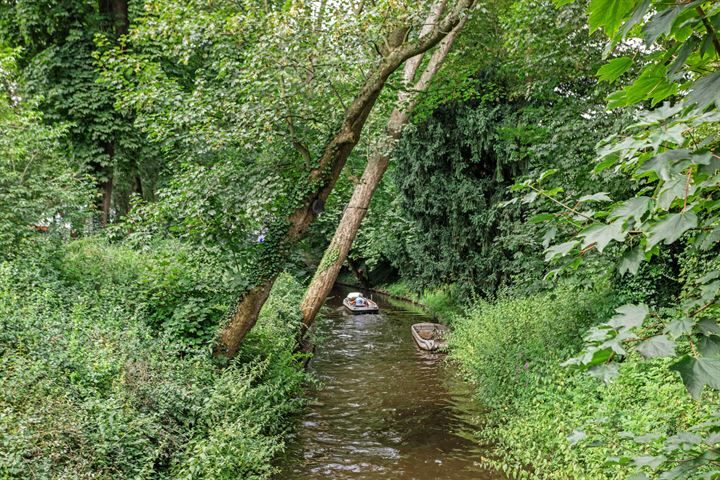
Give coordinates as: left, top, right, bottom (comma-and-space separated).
298, 19, 464, 341
213, 1, 474, 360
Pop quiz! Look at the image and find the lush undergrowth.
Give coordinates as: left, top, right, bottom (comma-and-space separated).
0, 238, 308, 479
449, 284, 715, 479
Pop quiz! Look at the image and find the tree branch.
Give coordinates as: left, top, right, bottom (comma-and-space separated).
696, 6, 720, 57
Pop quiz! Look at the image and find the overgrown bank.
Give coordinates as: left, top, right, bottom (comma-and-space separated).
0, 238, 308, 479
447, 283, 716, 479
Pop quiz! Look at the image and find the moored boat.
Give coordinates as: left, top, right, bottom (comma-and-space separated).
411, 322, 449, 351
343, 292, 379, 314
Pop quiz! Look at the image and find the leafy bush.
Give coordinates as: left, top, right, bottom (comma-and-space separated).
449, 284, 716, 479
49, 238, 243, 348
0, 239, 307, 479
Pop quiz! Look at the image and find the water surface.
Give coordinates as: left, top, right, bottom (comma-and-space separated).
276, 291, 503, 480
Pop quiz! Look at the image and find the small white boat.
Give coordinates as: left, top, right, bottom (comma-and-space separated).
343, 292, 379, 314
411, 323, 449, 351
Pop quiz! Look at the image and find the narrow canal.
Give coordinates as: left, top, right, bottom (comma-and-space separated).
276, 290, 504, 480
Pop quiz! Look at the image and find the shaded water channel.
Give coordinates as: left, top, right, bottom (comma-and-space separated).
276, 290, 504, 480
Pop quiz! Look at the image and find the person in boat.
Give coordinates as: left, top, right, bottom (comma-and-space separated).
354, 294, 367, 307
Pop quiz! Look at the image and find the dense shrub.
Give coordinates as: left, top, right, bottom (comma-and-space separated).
56, 239, 235, 348
449, 284, 716, 479
0, 239, 307, 479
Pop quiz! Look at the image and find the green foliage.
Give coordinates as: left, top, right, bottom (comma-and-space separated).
0, 239, 307, 479
450, 284, 717, 479
347, 0, 629, 298
0, 0, 163, 219
96, 0, 463, 297
0, 50, 93, 256
57, 238, 235, 347
517, 0, 720, 390
450, 284, 611, 405
3, 0, 717, 478
508, 0, 720, 476
388, 95, 622, 297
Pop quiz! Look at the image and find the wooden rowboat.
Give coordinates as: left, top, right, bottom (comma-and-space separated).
343, 292, 379, 314
343, 297, 379, 314
411, 323, 449, 351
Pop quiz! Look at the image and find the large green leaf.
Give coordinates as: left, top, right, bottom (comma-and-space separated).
619, 245, 645, 275
665, 318, 694, 337
670, 355, 720, 399
698, 318, 720, 336
642, 6, 682, 46
603, 334, 629, 355
633, 455, 667, 469
636, 335, 676, 359
578, 192, 612, 202
580, 221, 627, 252
588, 363, 620, 384
607, 64, 678, 108
646, 123, 686, 149
645, 212, 698, 249
665, 432, 702, 450
619, 0, 651, 37
699, 226, 720, 250
545, 240, 579, 261
668, 36, 699, 76
530, 213, 556, 223
608, 303, 649, 329
686, 71, 720, 110
636, 150, 691, 182
698, 336, 720, 358
542, 227, 557, 248
609, 196, 651, 225
657, 174, 691, 211
582, 346, 615, 365
588, 0, 635, 35
597, 57, 633, 83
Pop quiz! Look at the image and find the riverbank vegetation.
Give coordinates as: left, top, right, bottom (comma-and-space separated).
1, 237, 308, 478
450, 285, 716, 479
1, 0, 719, 477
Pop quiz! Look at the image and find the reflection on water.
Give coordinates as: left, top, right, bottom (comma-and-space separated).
275, 290, 503, 480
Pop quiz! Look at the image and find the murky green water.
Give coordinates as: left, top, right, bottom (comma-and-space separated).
276, 291, 504, 480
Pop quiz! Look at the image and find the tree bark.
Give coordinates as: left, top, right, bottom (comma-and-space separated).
95, 0, 128, 225
213, 0, 474, 359
96, 142, 114, 226
298, 16, 465, 340
101, 176, 113, 225
347, 257, 370, 289
100, 0, 129, 35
